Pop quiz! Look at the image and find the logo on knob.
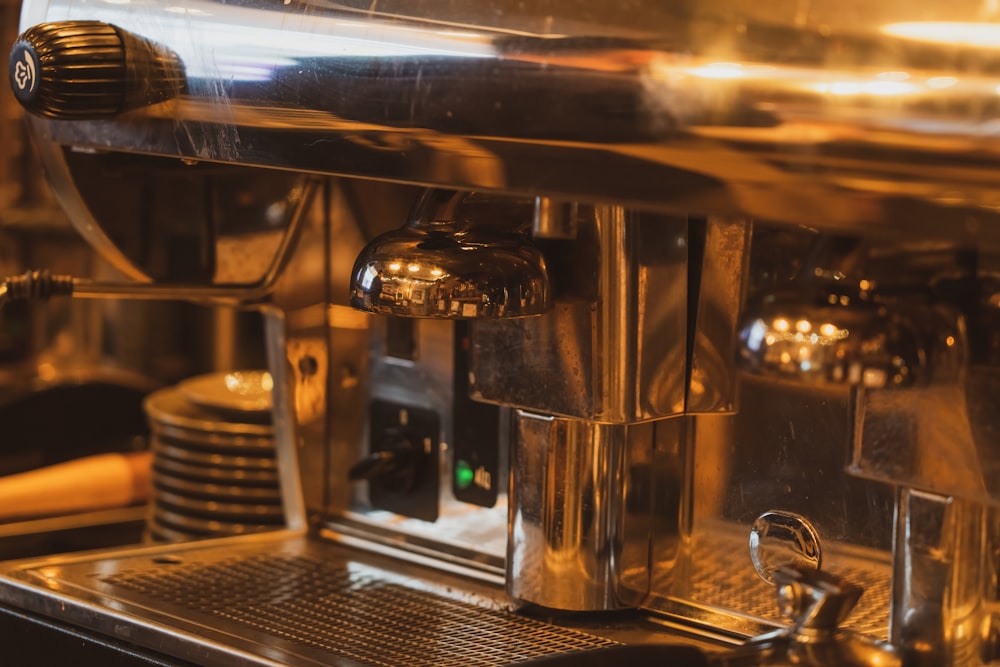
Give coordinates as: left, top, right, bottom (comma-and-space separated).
11, 46, 37, 95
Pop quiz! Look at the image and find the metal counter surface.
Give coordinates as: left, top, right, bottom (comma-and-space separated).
0, 530, 667, 666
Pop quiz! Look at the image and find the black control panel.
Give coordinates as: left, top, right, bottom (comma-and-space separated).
350, 399, 440, 522
451, 322, 500, 508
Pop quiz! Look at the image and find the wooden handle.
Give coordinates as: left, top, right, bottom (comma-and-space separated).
0, 451, 152, 522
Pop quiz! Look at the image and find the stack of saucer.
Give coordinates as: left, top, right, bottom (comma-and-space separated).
143, 371, 284, 541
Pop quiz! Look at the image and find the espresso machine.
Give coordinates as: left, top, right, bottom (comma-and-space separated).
1, 0, 999, 665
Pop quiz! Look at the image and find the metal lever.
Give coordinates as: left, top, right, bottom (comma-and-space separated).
717, 566, 900, 667
771, 566, 862, 634
711, 512, 901, 666
347, 429, 419, 494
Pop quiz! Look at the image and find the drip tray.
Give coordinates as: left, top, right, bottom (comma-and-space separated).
0, 532, 620, 666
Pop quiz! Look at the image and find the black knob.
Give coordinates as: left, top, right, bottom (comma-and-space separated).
348, 430, 419, 494
9, 20, 185, 119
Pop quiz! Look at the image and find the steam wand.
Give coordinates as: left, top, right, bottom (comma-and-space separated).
0, 270, 270, 306
0, 270, 74, 305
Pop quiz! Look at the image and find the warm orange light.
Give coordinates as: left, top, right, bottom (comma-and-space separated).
883, 22, 1000, 49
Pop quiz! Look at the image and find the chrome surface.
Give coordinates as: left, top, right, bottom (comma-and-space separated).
717, 567, 900, 667
749, 511, 823, 586
853, 379, 1000, 505
507, 411, 651, 611
10, 0, 1000, 664
350, 189, 549, 319
470, 207, 692, 423
0, 533, 622, 667
890, 489, 994, 666
531, 198, 580, 241
729, 230, 1000, 665
650, 517, 892, 643
12, 0, 1000, 236
687, 217, 751, 414
772, 567, 861, 631
738, 282, 966, 389
270, 181, 367, 523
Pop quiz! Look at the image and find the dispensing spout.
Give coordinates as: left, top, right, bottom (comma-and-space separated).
349, 189, 550, 319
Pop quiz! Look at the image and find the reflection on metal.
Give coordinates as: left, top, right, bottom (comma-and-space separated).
532, 197, 580, 240
507, 410, 651, 611
687, 218, 751, 414
350, 189, 549, 319
0, 534, 620, 667
471, 208, 691, 422
738, 284, 965, 389
13, 0, 1000, 234
11, 0, 1000, 665
749, 511, 822, 586
649, 517, 893, 642
890, 490, 994, 667
733, 235, 1000, 665
720, 567, 901, 667
853, 273, 1000, 506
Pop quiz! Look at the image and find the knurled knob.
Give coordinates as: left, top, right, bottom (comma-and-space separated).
9, 20, 185, 119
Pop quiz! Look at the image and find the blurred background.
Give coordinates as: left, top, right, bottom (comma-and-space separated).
0, 0, 267, 558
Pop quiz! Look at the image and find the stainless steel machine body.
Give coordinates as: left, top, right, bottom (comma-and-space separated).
2, 0, 1000, 665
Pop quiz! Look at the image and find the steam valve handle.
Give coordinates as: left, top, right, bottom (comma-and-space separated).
9, 20, 185, 119
348, 430, 419, 494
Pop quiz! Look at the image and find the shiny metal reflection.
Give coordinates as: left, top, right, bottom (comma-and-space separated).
507, 410, 650, 611
16, 0, 1000, 234
737, 283, 965, 389
532, 197, 580, 240
749, 510, 822, 586
726, 566, 901, 667
349, 189, 549, 319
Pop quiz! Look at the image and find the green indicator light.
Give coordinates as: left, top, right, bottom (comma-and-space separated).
455, 460, 475, 489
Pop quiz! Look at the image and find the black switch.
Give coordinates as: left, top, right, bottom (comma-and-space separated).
351, 399, 439, 521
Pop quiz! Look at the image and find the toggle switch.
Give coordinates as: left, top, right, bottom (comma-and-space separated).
350, 399, 440, 521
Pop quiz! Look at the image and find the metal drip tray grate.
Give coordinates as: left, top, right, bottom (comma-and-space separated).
686, 539, 891, 638
215, 585, 613, 666
4, 537, 619, 667
648, 523, 892, 641
101, 553, 328, 613
102, 553, 617, 666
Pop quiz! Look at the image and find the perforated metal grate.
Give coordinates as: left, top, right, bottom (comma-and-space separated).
651, 529, 891, 640
102, 554, 619, 666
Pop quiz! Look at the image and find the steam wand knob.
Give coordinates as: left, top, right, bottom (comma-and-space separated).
9, 20, 185, 119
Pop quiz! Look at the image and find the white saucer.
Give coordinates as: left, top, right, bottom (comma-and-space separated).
177, 370, 273, 414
